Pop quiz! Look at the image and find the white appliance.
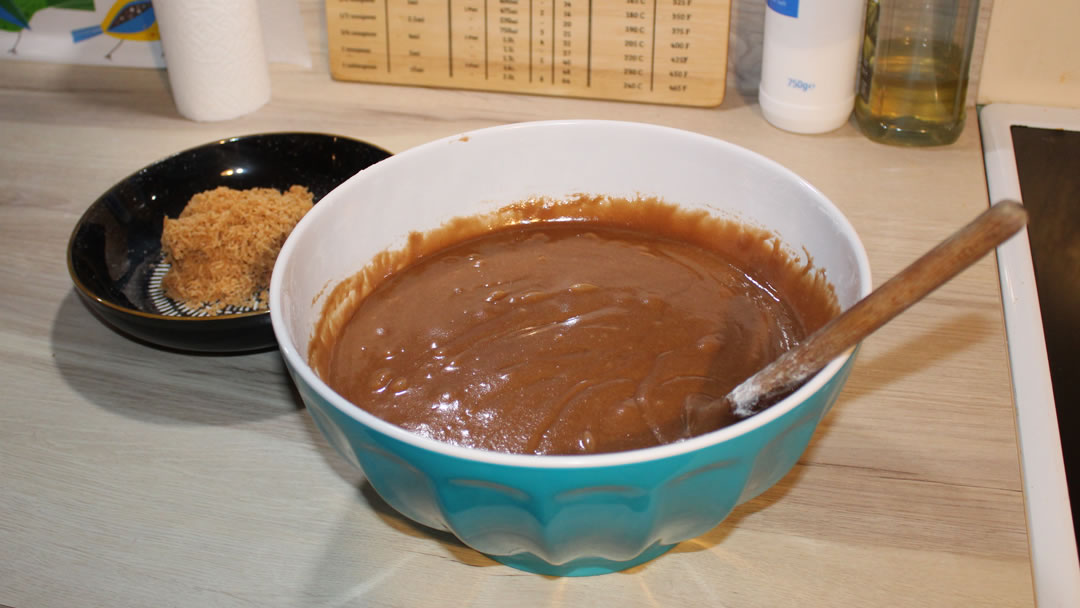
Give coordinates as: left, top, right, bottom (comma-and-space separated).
979, 103, 1080, 606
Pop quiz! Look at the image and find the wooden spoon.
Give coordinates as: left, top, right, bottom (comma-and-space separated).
689, 201, 1029, 433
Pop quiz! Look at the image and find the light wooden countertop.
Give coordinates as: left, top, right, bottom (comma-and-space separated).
0, 8, 1033, 607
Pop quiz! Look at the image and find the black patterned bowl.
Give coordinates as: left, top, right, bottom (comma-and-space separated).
67, 132, 392, 353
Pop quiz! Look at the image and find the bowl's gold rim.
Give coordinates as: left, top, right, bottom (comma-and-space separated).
65, 249, 270, 323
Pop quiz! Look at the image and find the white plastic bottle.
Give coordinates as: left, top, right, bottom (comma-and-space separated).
758, 0, 866, 134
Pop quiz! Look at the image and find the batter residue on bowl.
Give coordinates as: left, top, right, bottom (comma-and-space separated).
312, 196, 838, 455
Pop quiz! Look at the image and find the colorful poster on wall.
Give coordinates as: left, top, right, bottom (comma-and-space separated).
1, 0, 311, 69
1, 0, 164, 67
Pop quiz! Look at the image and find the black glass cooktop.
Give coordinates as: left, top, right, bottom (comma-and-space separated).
1011, 125, 1080, 552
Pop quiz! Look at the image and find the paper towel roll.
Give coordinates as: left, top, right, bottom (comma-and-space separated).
155, 0, 271, 122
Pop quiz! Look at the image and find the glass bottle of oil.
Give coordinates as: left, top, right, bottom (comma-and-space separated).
854, 0, 980, 146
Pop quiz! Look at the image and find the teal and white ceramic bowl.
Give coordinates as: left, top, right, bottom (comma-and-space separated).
270, 121, 872, 576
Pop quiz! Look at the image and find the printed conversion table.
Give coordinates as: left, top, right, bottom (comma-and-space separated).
327, 0, 730, 105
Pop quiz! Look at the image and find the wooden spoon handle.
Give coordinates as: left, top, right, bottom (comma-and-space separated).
727, 201, 1028, 418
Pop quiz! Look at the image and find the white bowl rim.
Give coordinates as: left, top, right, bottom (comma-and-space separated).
270, 119, 873, 470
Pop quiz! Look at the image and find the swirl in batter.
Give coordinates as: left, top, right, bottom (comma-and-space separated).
318, 199, 837, 455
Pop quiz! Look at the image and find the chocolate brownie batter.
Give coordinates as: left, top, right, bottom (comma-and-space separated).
313, 197, 838, 455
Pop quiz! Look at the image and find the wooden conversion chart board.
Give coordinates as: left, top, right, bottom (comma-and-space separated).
327, 0, 731, 106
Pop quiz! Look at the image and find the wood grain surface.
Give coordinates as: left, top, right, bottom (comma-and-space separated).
327, 0, 731, 106
0, 1, 1031, 606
